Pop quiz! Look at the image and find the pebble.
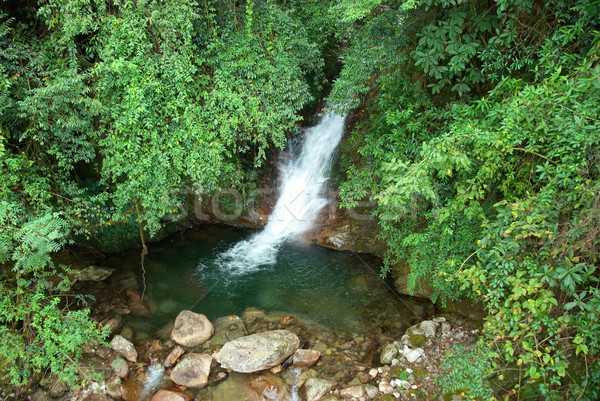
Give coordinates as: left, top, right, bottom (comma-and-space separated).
368, 368, 378, 378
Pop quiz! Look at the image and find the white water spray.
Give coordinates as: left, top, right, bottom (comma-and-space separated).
215, 111, 346, 274
141, 360, 165, 398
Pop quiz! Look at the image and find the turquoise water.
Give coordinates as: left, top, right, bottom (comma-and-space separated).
106, 225, 429, 335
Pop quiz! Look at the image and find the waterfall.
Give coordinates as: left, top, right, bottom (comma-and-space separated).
215, 111, 346, 275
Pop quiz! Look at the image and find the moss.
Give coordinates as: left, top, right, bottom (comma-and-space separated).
378, 395, 395, 401
413, 366, 429, 378
408, 334, 426, 347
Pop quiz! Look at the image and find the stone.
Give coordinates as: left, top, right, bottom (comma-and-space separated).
48, 378, 68, 398
156, 320, 175, 339
73, 265, 114, 282
300, 377, 337, 401
111, 356, 129, 378
215, 330, 300, 373
105, 377, 122, 399
270, 365, 283, 374
83, 395, 113, 401
419, 321, 438, 337
120, 378, 141, 401
163, 345, 185, 368
31, 389, 50, 401
340, 385, 365, 399
368, 368, 378, 378
432, 316, 446, 323
120, 326, 133, 340
170, 310, 214, 347
150, 389, 191, 401
170, 353, 212, 388
292, 349, 321, 369
379, 344, 398, 365
78, 354, 113, 381
212, 373, 260, 401
242, 307, 267, 320
441, 322, 452, 335
404, 348, 424, 363
103, 315, 123, 335
364, 384, 379, 399
378, 380, 393, 395
110, 335, 137, 362
211, 315, 248, 346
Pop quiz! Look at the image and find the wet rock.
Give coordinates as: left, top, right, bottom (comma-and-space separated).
250, 373, 291, 401
404, 348, 424, 363
120, 326, 133, 340
120, 378, 142, 401
340, 385, 366, 399
119, 276, 139, 290
110, 335, 137, 362
111, 356, 129, 378
242, 307, 266, 320
215, 330, 299, 373
122, 288, 157, 317
163, 345, 185, 368
292, 349, 321, 369
380, 344, 398, 365
300, 377, 337, 401
212, 373, 260, 401
170, 310, 214, 347
73, 265, 114, 282
211, 314, 248, 346
170, 353, 212, 388
150, 389, 193, 401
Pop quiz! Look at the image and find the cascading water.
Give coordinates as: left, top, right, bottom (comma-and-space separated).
212, 111, 346, 275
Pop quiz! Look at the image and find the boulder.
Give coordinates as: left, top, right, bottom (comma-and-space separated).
404, 348, 424, 363
170, 310, 214, 347
73, 265, 114, 282
110, 335, 137, 362
380, 344, 398, 365
211, 314, 248, 346
406, 320, 438, 338
300, 377, 337, 401
111, 356, 129, 378
170, 353, 212, 388
215, 330, 300, 373
292, 349, 321, 369
340, 385, 366, 399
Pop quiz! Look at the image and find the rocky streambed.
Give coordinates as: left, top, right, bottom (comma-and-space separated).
24, 268, 479, 401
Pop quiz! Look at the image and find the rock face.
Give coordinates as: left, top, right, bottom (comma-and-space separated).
215, 330, 300, 373
170, 310, 214, 347
211, 314, 248, 346
170, 353, 212, 388
300, 377, 337, 401
110, 335, 137, 362
292, 349, 321, 369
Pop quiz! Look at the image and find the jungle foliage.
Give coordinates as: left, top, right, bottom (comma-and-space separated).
333, 0, 600, 399
0, 0, 335, 387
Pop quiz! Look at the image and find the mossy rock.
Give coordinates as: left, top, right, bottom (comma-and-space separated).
389, 367, 405, 377
379, 395, 395, 401
413, 366, 429, 378
443, 388, 470, 401
408, 334, 426, 347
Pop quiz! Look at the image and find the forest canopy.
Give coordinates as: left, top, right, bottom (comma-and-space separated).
1, 0, 599, 399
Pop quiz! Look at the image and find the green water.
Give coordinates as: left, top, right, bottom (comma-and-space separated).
106, 226, 429, 336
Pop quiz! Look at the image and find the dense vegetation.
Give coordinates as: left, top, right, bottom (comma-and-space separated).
332, 0, 600, 399
1, 0, 598, 399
